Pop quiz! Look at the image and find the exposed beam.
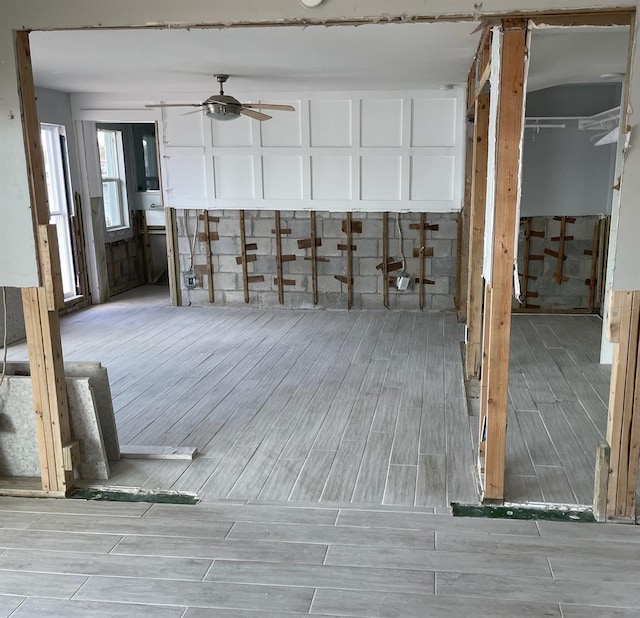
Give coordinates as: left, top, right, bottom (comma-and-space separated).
606, 290, 640, 521
480, 20, 528, 501
15, 30, 74, 495
465, 93, 490, 379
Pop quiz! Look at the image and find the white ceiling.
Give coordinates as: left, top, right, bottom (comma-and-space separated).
29, 22, 629, 99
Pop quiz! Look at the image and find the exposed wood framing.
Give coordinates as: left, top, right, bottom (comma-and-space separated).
70, 192, 90, 305
164, 207, 181, 306
465, 93, 490, 379
239, 210, 249, 303
593, 440, 610, 523
419, 213, 426, 310
605, 290, 640, 521
310, 211, 318, 305
347, 213, 353, 310
479, 21, 528, 502
382, 212, 389, 308
16, 31, 73, 495
203, 210, 215, 303
457, 121, 474, 320
274, 211, 284, 305
139, 210, 153, 283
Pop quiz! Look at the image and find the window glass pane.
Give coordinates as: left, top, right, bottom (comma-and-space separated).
97, 129, 119, 178
102, 180, 123, 228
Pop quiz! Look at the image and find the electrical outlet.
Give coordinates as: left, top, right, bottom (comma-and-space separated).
184, 270, 198, 289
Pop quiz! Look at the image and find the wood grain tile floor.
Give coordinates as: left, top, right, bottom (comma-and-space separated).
0, 496, 639, 617
7, 286, 478, 508
505, 313, 624, 506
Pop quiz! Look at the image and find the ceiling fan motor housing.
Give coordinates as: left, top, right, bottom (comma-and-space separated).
204, 94, 242, 120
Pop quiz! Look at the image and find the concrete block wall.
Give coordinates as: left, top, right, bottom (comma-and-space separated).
516, 215, 601, 310
176, 210, 458, 311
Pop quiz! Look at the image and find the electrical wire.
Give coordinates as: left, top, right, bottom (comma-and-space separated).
0, 287, 7, 388
396, 213, 406, 271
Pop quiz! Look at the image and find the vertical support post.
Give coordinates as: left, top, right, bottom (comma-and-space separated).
465, 93, 490, 379
275, 211, 284, 305
593, 440, 610, 523
239, 210, 249, 304
310, 211, 318, 306
606, 290, 640, 520
419, 213, 426, 310
203, 210, 214, 303
382, 212, 389, 308
164, 207, 181, 306
480, 22, 528, 501
16, 30, 74, 495
521, 217, 532, 308
458, 123, 474, 320
346, 212, 353, 310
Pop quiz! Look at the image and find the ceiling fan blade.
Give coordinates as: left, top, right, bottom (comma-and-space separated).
145, 103, 202, 108
242, 103, 296, 112
240, 108, 272, 121
181, 108, 204, 116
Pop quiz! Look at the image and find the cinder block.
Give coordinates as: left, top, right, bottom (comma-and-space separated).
216, 215, 242, 237
433, 257, 457, 277
213, 272, 238, 290
322, 218, 345, 238
354, 276, 378, 294
430, 219, 458, 240
361, 294, 384, 309
218, 255, 240, 273
432, 294, 455, 311
252, 218, 275, 238
433, 276, 450, 295
223, 290, 249, 306
430, 239, 453, 258
319, 257, 345, 276
394, 292, 420, 310
254, 255, 277, 275
318, 275, 344, 293
212, 237, 239, 256
355, 238, 380, 257
320, 292, 347, 309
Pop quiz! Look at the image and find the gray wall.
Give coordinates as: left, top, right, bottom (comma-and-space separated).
35, 87, 81, 193
521, 84, 620, 217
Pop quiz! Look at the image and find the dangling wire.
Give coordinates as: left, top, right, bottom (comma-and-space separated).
396, 213, 406, 271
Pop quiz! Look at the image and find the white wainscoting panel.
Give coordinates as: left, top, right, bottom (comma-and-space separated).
212, 115, 253, 147
360, 155, 402, 201
163, 107, 204, 147
213, 155, 255, 199
410, 156, 455, 201
360, 99, 403, 147
311, 156, 352, 200
262, 156, 303, 200
411, 98, 457, 147
309, 100, 352, 147
260, 102, 302, 147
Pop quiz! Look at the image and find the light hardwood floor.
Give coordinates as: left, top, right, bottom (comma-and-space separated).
7, 286, 478, 508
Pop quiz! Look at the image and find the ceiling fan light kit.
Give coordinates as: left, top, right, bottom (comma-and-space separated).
146, 73, 295, 122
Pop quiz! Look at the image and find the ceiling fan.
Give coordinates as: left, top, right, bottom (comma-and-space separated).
145, 74, 295, 121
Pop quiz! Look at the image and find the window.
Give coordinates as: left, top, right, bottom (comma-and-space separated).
97, 128, 129, 229
40, 123, 78, 299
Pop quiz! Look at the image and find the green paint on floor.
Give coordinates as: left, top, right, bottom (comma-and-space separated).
71, 487, 199, 505
452, 503, 595, 523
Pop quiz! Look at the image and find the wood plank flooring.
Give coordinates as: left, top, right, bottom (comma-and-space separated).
0, 496, 639, 617
506, 313, 615, 506
6, 286, 478, 508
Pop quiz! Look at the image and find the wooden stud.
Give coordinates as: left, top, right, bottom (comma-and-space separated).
140, 210, 153, 283
593, 440, 610, 523
588, 220, 599, 311
419, 213, 426, 310
311, 211, 318, 305
346, 213, 353, 310
239, 210, 249, 304
480, 22, 528, 502
71, 192, 90, 300
465, 92, 490, 379
458, 119, 474, 320
164, 207, 181, 306
275, 211, 284, 305
16, 30, 75, 495
606, 291, 640, 520
203, 210, 214, 303
382, 212, 389, 308
520, 217, 532, 308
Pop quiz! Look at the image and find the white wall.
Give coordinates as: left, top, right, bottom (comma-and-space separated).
157, 90, 465, 213
0, 0, 637, 288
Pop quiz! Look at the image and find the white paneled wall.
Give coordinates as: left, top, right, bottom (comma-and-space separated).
162, 89, 465, 212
